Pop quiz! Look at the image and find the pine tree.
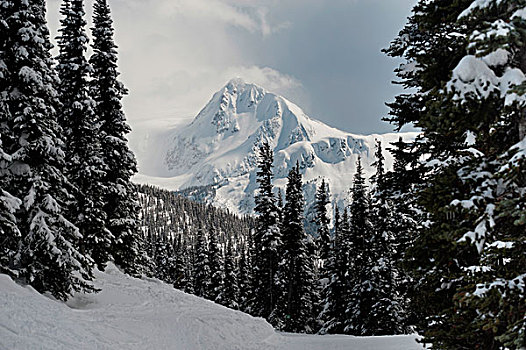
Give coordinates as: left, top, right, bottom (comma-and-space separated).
154, 235, 176, 283
313, 178, 331, 328
90, 0, 143, 275
0, 42, 20, 274
319, 205, 348, 334
193, 226, 211, 298
238, 232, 254, 313
183, 235, 195, 294
172, 234, 187, 290
315, 179, 331, 269
344, 157, 373, 335
274, 163, 316, 333
56, 0, 110, 270
363, 141, 406, 335
208, 227, 223, 301
276, 188, 284, 223
0, 0, 96, 300
384, 137, 423, 328
217, 238, 240, 309
385, 0, 526, 347
252, 142, 282, 320
0, 141, 20, 275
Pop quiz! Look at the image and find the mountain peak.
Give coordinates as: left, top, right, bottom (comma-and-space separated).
190, 79, 268, 135
224, 77, 258, 91
145, 80, 419, 215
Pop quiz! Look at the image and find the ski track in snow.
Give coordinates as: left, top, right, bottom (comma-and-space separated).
0, 264, 422, 350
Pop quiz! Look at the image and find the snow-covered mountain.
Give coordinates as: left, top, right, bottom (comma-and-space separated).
131, 78, 418, 214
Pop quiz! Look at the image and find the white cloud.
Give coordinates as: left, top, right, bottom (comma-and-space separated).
158, 0, 260, 33
131, 65, 306, 122
45, 0, 416, 139
123, 0, 289, 37
46, 0, 301, 126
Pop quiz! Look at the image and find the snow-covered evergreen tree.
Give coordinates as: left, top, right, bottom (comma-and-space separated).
90, 0, 143, 275
0, 140, 20, 275
383, 137, 423, 329
385, 0, 526, 347
154, 235, 176, 283
0, 0, 95, 299
183, 234, 195, 295
193, 226, 211, 298
274, 163, 316, 333
172, 234, 187, 290
319, 205, 348, 334
0, 32, 20, 273
56, 0, 110, 270
361, 141, 406, 335
314, 179, 331, 269
208, 227, 223, 301
238, 232, 254, 313
217, 238, 240, 309
343, 157, 373, 335
252, 142, 282, 320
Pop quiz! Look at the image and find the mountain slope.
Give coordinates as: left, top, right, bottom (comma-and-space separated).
0, 264, 422, 350
131, 78, 418, 214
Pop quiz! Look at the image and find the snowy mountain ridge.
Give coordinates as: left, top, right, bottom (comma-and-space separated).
132, 78, 418, 214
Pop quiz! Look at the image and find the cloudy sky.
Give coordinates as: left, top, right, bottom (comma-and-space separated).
46, 0, 417, 135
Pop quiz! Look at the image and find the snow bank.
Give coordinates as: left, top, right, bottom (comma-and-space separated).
0, 264, 422, 350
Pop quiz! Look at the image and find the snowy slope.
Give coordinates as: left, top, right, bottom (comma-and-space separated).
131, 78, 419, 214
0, 265, 422, 350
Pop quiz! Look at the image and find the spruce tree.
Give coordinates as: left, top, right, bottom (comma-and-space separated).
0, 42, 20, 274
385, 0, 526, 347
384, 137, 423, 328
344, 157, 373, 335
194, 226, 211, 298
364, 141, 406, 335
314, 179, 331, 269
217, 239, 240, 309
0, 0, 95, 300
208, 227, 223, 301
252, 142, 282, 320
276, 188, 284, 224
0, 140, 20, 275
173, 234, 187, 290
274, 163, 316, 333
90, 0, 143, 275
56, 0, 110, 270
319, 205, 348, 334
154, 235, 176, 283
313, 178, 331, 332
238, 233, 254, 313
183, 234, 195, 294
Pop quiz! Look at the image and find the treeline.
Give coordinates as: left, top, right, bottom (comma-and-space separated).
246, 140, 418, 335
136, 185, 255, 308
139, 140, 418, 337
0, 0, 144, 300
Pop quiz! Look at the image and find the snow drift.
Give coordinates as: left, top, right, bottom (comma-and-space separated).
0, 264, 421, 350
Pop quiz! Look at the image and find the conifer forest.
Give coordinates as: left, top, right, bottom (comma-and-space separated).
0, 0, 525, 349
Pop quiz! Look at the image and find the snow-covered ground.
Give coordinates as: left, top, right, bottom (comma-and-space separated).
1, 264, 422, 350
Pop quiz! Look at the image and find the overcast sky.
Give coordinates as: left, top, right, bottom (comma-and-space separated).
46, 0, 417, 134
